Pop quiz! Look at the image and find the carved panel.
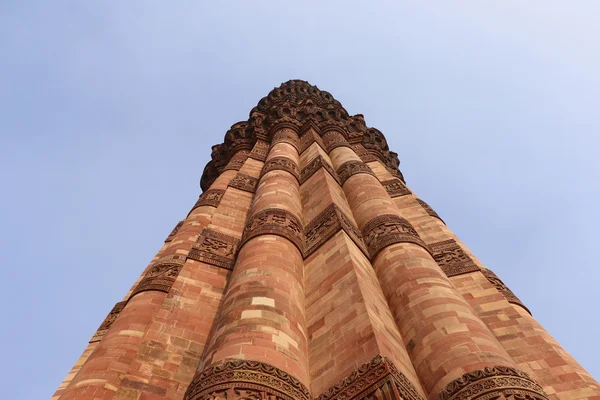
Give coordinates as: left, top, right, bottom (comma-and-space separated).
416, 198, 444, 224
89, 301, 127, 343
299, 129, 325, 154
242, 209, 304, 254
262, 156, 300, 182
131, 255, 186, 298
316, 355, 424, 400
248, 140, 270, 162
165, 221, 184, 243
184, 359, 311, 400
304, 203, 367, 258
336, 160, 377, 185
362, 215, 428, 259
229, 173, 259, 193
381, 179, 411, 198
352, 144, 378, 163
437, 366, 548, 400
188, 229, 240, 270
300, 156, 340, 185
272, 128, 299, 151
482, 269, 531, 315
430, 239, 480, 277
192, 189, 226, 212
322, 131, 351, 152
222, 150, 250, 172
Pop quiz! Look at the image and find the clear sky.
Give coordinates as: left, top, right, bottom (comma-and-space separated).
1, 2, 599, 398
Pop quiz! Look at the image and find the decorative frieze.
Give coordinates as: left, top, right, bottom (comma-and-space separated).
416, 198, 444, 224
300, 156, 341, 185
429, 239, 480, 277
262, 156, 300, 182
382, 179, 411, 198
241, 208, 304, 254
248, 140, 270, 162
222, 150, 250, 172
304, 203, 367, 258
352, 143, 378, 163
482, 269, 531, 315
229, 173, 259, 193
361, 214, 428, 259
317, 355, 424, 400
164, 221, 184, 243
131, 255, 186, 298
299, 129, 325, 154
437, 366, 548, 400
272, 128, 300, 151
191, 189, 226, 212
336, 160, 377, 185
187, 228, 240, 270
184, 359, 311, 400
89, 301, 127, 343
322, 131, 351, 152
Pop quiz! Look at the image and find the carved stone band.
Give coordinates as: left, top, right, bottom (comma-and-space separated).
249, 140, 270, 162
436, 366, 548, 400
184, 359, 311, 400
89, 301, 127, 343
323, 131, 352, 153
131, 254, 186, 298
262, 156, 300, 182
362, 214, 429, 260
337, 160, 377, 186
304, 203, 368, 258
222, 150, 250, 172
316, 355, 425, 400
272, 128, 300, 152
352, 143, 378, 163
299, 129, 325, 155
430, 239, 480, 277
191, 189, 226, 214
241, 208, 304, 255
300, 156, 341, 185
164, 220, 184, 243
416, 198, 445, 224
188, 228, 240, 271
382, 179, 411, 198
229, 173, 259, 193
482, 269, 531, 315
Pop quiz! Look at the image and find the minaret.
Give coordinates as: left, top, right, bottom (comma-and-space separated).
54, 80, 599, 400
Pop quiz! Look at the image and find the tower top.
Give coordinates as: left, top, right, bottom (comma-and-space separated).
200, 80, 401, 191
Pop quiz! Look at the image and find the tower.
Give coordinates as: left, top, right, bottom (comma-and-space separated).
53, 80, 599, 400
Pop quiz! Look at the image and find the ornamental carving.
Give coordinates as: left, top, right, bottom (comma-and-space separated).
200, 81, 405, 191
184, 359, 311, 400
222, 150, 250, 172
192, 189, 226, 212
336, 160, 377, 185
229, 173, 259, 193
241, 209, 304, 254
352, 144, 378, 163
362, 215, 428, 259
482, 269, 531, 315
322, 131, 350, 152
89, 301, 127, 343
436, 366, 548, 400
188, 229, 240, 271
131, 255, 186, 298
165, 221, 184, 243
382, 179, 411, 198
262, 156, 300, 182
272, 128, 299, 151
304, 204, 367, 258
316, 355, 424, 400
430, 239, 480, 277
299, 129, 325, 154
249, 141, 270, 162
300, 156, 340, 185
416, 199, 444, 224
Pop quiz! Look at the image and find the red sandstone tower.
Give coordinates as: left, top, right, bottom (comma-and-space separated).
54, 80, 599, 400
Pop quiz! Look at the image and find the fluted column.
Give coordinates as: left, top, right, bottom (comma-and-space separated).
325, 130, 548, 400
185, 126, 310, 400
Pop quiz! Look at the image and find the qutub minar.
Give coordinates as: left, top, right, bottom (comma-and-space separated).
54, 80, 599, 400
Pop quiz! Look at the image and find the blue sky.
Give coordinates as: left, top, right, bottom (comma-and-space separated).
1, 2, 599, 398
